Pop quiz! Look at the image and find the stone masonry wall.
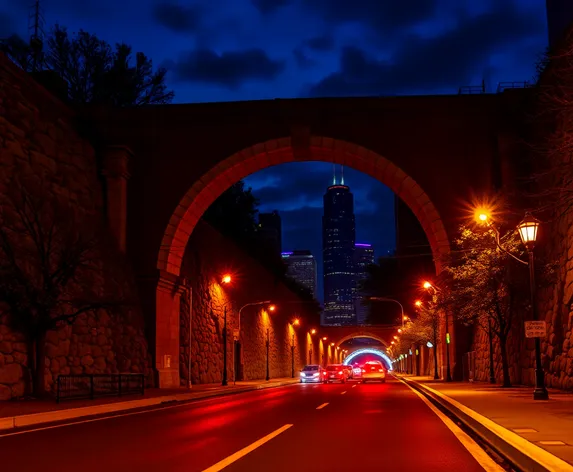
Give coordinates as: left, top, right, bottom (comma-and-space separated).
179, 221, 321, 385
0, 53, 152, 399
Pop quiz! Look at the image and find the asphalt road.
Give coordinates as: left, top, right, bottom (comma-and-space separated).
0, 378, 498, 472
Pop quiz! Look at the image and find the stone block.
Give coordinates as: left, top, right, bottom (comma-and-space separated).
0, 363, 22, 384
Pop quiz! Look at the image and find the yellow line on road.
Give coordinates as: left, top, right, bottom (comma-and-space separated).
341, 391, 347, 395
405, 383, 503, 472
316, 403, 329, 410
201, 424, 293, 472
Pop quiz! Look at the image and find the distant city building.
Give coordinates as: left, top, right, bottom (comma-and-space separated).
322, 170, 356, 326
282, 250, 318, 297
257, 211, 282, 256
353, 243, 375, 325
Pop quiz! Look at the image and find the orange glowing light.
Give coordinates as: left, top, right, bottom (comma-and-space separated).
423, 281, 432, 289
268, 305, 276, 312
398, 328, 403, 333
310, 329, 316, 335
415, 300, 422, 307
221, 274, 232, 284
323, 337, 327, 341
330, 342, 335, 346
293, 318, 300, 326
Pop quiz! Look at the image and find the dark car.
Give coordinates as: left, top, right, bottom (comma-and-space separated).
325, 364, 348, 383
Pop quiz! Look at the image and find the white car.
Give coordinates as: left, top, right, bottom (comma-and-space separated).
361, 361, 387, 383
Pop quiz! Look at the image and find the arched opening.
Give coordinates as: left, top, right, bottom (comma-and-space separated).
336, 333, 390, 348
158, 137, 449, 277
154, 137, 450, 387
343, 348, 394, 371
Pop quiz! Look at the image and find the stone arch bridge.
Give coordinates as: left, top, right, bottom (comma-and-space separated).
87, 92, 529, 387
318, 325, 397, 349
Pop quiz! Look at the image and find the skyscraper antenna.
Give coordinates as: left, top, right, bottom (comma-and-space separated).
340, 165, 345, 185
28, 0, 45, 72
332, 163, 336, 185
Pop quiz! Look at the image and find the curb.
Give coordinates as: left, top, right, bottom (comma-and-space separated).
0, 379, 298, 432
400, 377, 573, 472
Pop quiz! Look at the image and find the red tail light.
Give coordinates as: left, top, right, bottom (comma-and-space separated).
379, 369, 384, 372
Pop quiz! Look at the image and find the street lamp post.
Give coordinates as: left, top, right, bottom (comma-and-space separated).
222, 305, 228, 386
266, 328, 270, 381
517, 213, 548, 401
291, 333, 295, 378
234, 301, 272, 384
370, 297, 406, 327
220, 274, 232, 387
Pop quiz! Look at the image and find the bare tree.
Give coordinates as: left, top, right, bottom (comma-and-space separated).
1, 25, 174, 106
0, 178, 123, 396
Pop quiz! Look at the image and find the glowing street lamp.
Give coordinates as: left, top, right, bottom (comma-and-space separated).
517, 213, 547, 400
423, 281, 432, 290
323, 337, 327, 341
268, 304, 276, 312
292, 318, 300, 326
415, 300, 422, 307
222, 274, 232, 284
310, 329, 317, 335
423, 280, 451, 382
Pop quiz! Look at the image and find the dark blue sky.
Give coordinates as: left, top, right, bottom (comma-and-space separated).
0, 0, 549, 301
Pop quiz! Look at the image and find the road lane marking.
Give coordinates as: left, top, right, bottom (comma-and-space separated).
539, 441, 567, 446
513, 428, 537, 433
341, 391, 347, 395
405, 384, 504, 472
201, 424, 293, 472
316, 403, 329, 410
352, 385, 357, 388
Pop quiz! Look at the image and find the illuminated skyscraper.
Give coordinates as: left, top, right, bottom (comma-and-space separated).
322, 168, 356, 325
353, 243, 375, 325
282, 250, 318, 297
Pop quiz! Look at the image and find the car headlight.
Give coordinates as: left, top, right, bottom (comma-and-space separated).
300, 372, 306, 377
313, 373, 319, 377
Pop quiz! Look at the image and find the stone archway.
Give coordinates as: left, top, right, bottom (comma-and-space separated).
158, 136, 450, 277
154, 137, 450, 387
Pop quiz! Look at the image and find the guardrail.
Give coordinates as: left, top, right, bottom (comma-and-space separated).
56, 374, 145, 403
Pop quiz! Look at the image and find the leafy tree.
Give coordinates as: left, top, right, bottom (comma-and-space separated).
443, 226, 556, 387
401, 300, 441, 379
1, 25, 174, 106
0, 178, 123, 396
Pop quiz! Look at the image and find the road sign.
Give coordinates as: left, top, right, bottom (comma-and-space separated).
525, 321, 547, 338
233, 329, 239, 340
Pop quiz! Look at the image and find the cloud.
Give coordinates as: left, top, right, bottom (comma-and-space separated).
167, 48, 285, 88
301, 0, 438, 35
308, 2, 545, 97
293, 47, 315, 69
152, 2, 203, 33
303, 35, 334, 51
251, 0, 291, 15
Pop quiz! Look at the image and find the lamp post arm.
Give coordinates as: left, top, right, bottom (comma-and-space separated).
370, 297, 405, 327
238, 300, 272, 332
487, 223, 528, 266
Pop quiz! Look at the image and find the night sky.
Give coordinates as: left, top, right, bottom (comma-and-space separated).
0, 0, 548, 301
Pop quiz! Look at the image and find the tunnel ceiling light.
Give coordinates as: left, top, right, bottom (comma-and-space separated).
342, 348, 394, 370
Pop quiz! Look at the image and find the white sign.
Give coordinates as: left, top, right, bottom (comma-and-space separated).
525, 321, 547, 338
233, 329, 240, 340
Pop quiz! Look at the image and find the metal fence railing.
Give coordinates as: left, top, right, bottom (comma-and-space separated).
56, 374, 145, 403
462, 351, 476, 382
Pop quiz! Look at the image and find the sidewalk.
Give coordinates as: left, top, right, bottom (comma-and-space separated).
0, 377, 299, 431
399, 374, 573, 472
